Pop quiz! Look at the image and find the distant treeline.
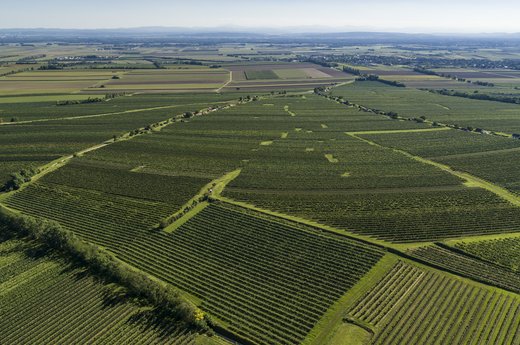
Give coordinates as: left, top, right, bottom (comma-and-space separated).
56, 93, 126, 106
16, 54, 46, 64
427, 88, 520, 104
299, 57, 338, 68
356, 74, 406, 87
0, 66, 35, 77
342, 66, 405, 87
342, 65, 362, 75
307, 53, 520, 70
413, 67, 495, 87
56, 97, 104, 106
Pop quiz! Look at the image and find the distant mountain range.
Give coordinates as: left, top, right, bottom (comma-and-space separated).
1, 27, 520, 44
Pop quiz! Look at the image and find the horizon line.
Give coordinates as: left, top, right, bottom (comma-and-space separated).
0, 26, 519, 36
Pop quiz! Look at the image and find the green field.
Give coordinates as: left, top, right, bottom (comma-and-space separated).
0, 92, 241, 186
2, 41, 520, 345
0, 239, 198, 344
359, 129, 520, 197
331, 81, 520, 134
117, 203, 385, 345
409, 244, 520, 293
454, 236, 520, 272
347, 260, 520, 345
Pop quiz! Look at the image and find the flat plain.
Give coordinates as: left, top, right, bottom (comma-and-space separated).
1, 40, 520, 345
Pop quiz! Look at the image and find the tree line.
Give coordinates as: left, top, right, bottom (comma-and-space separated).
0, 207, 210, 331
414, 67, 495, 87
426, 88, 520, 104
342, 66, 406, 87
1, 168, 39, 192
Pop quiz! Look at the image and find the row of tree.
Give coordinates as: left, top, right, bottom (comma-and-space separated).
55, 93, 127, 106
427, 88, 520, 104
342, 66, 406, 87
0, 208, 209, 330
414, 67, 495, 87
356, 74, 406, 87
1, 168, 38, 192
56, 97, 104, 106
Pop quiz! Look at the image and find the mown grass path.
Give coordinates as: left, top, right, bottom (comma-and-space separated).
163, 169, 242, 233
347, 132, 520, 207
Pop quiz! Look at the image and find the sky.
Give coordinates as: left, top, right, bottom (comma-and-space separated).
2, 0, 519, 33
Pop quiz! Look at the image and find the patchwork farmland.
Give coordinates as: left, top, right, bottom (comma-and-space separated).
1, 35, 520, 345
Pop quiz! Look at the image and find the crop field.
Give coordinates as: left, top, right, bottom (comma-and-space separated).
0, 92, 240, 186
244, 68, 335, 80
5, 182, 179, 248
0, 64, 41, 75
4, 159, 210, 249
3, 193, 385, 344
360, 129, 520, 158
331, 81, 520, 134
115, 203, 385, 345
244, 70, 280, 80
437, 149, 520, 196
347, 260, 520, 345
0, 70, 116, 96
222, 62, 353, 91
2, 40, 520, 345
432, 68, 520, 88
100, 69, 230, 92
219, 96, 520, 242
354, 65, 520, 90
0, 240, 198, 344
0, 111, 173, 186
0, 68, 233, 95
340, 64, 478, 88
359, 129, 520, 196
20, 93, 518, 245
409, 245, 520, 293
454, 236, 520, 272
0, 92, 239, 122
227, 188, 520, 242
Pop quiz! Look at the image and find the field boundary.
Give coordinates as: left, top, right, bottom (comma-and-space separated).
302, 254, 400, 345
347, 133, 520, 207
216, 71, 233, 92
0, 100, 246, 202
346, 127, 451, 135
163, 169, 242, 233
